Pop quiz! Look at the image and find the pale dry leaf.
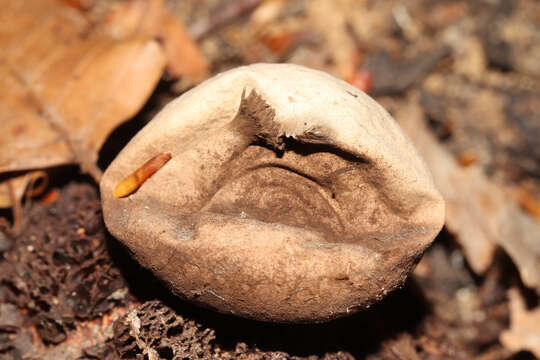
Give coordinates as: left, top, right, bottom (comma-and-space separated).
397, 99, 497, 273
248, 0, 288, 32
498, 207, 540, 291
0, 171, 47, 235
103, 0, 209, 83
398, 97, 540, 291
0, 0, 166, 181
500, 288, 540, 358
453, 37, 487, 81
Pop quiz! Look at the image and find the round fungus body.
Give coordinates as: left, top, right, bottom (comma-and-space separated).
100, 63, 445, 323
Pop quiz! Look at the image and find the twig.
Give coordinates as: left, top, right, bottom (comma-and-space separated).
7, 179, 23, 236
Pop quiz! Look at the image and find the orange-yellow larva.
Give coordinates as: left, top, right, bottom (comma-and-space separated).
113, 152, 172, 198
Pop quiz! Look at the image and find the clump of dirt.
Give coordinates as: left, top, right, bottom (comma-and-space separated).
0, 183, 128, 344
112, 300, 216, 359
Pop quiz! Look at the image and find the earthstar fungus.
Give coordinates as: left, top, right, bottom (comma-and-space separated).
100, 63, 445, 323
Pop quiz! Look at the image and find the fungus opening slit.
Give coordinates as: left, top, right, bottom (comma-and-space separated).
199, 92, 394, 245
202, 137, 377, 244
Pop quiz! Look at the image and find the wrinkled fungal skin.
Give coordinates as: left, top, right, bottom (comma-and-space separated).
100, 63, 445, 323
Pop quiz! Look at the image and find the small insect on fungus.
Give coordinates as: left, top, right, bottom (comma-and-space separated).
113, 152, 172, 198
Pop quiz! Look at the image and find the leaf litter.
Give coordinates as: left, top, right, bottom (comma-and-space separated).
1, 0, 539, 358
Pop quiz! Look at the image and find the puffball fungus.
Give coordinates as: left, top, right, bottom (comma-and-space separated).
100, 63, 445, 323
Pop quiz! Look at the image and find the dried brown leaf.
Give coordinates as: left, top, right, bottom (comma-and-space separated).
0, 0, 167, 180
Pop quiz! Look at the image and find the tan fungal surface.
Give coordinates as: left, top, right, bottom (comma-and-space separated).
101, 63, 445, 323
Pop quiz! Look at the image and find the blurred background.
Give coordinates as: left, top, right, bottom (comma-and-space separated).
0, 0, 539, 359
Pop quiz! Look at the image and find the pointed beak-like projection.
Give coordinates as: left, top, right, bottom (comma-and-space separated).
100, 63, 444, 323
